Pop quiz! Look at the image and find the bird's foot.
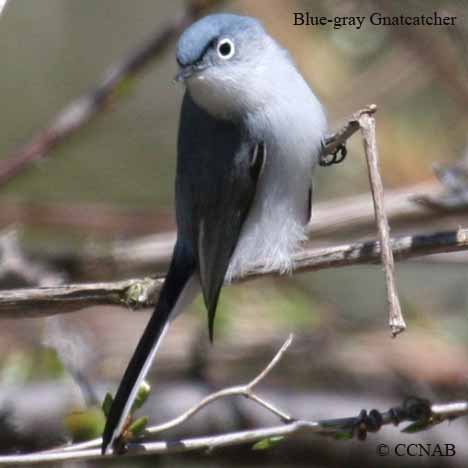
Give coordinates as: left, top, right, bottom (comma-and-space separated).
320, 143, 347, 167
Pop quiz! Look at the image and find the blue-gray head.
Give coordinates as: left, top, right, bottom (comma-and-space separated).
175, 14, 292, 117
176, 14, 264, 73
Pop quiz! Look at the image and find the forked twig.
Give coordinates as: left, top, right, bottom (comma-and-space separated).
41, 335, 294, 454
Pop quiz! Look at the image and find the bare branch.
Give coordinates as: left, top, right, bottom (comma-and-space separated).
147, 333, 294, 434
0, 277, 163, 318
1, 228, 468, 319
358, 111, 405, 336
0, 0, 224, 187
38, 334, 295, 454
0, 338, 466, 465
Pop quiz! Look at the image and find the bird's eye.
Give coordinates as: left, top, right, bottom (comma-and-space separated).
217, 38, 235, 60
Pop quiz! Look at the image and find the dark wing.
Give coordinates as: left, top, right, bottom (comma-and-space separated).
176, 93, 265, 340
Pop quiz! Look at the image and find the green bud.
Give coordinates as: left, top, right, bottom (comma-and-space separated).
131, 381, 151, 414
252, 436, 285, 450
128, 416, 149, 437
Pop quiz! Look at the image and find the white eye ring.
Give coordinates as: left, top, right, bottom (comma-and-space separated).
217, 38, 235, 60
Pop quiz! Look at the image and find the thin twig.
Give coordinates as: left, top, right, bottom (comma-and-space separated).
359, 110, 405, 337
0, 0, 224, 187
45, 335, 294, 454
149, 333, 294, 432
35, 335, 291, 455
1, 228, 468, 318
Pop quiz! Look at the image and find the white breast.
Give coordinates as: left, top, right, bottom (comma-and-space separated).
226, 61, 327, 281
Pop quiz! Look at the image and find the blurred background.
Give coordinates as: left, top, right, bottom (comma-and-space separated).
0, 0, 467, 466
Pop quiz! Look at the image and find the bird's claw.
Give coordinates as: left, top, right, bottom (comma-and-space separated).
320, 143, 347, 167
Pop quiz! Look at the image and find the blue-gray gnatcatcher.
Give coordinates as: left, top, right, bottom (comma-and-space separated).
102, 13, 327, 454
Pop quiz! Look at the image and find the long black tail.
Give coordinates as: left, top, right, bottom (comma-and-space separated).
101, 243, 196, 454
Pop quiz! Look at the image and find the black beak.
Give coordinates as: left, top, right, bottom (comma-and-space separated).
174, 66, 194, 83
174, 62, 208, 83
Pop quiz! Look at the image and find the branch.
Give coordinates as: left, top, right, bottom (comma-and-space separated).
324, 105, 405, 336
0, 336, 466, 464
1, 227, 467, 318
40, 335, 295, 455
0, 0, 224, 187
359, 111, 405, 336
0, 277, 163, 318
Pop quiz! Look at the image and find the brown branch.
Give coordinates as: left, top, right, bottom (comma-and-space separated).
359, 111, 405, 336
1, 228, 467, 319
0, 0, 224, 187
0, 277, 163, 318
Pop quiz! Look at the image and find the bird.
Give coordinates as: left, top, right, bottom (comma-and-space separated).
101, 12, 327, 455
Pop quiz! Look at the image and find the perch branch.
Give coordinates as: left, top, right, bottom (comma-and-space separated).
0, 337, 467, 464
359, 110, 405, 336
0, 0, 224, 187
0, 227, 467, 318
